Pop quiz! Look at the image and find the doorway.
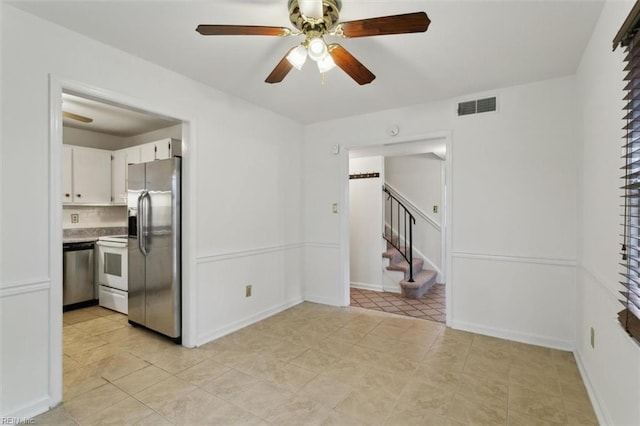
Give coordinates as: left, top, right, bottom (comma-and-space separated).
339, 133, 452, 326
49, 77, 196, 407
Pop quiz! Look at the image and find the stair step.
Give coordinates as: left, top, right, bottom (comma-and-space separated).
400, 269, 438, 299
386, 257, 424, 279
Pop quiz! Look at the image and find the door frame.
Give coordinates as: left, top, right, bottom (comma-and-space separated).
48, 75, 198, 406
338, 131, 453, 326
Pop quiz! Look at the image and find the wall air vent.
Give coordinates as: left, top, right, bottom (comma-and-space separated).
457, 96, 497, 116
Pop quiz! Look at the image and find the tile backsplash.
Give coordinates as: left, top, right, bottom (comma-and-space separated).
63, 205, 127, 229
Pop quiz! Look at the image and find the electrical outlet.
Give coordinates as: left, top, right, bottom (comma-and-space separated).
433, 205, 438, 213
71, 213, 79, 223
590, 327, 595, 348
245, 285, 252, 297
332, 203, 338, 214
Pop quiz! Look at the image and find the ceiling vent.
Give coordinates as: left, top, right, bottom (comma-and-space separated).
457, 96, 497, 116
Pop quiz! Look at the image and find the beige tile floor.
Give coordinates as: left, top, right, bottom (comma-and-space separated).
34, 303, 598, 425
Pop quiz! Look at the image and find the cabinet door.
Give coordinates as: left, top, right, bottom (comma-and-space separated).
73, 147, 111, 204
124, 146, 141, 165
62, 145, 73, 204
140, 142, 156, 163
111, 150, 127, 205
155, 139, 172, 160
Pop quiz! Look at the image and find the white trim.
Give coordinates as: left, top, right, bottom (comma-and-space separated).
305, 294, 344, 307
384, 183, 441, 231
0, 280, 50, 298
340, 131, 452, 316
574, 344, 612, 426
305, 242, 340, 250
350, 281, 401, 294
452, 251, 577, 267
197, 297, 304, 345
48, 75, 199, 408
180, 121, 197, 349
48, 75, 64, 408
5, 396, 50, 420
578, 264, 621, 306
451, 319, 574, 351
444, 132, 452, 327
197, 243, 304, 264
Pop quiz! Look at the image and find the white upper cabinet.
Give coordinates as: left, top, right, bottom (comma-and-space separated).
155, 138, 174, 160
111, 150, 127, 205
64, 146, 111, 205
124, 146, 141, 165
140, 142, 156, 163
140, 138, 181, 162
64, 139, 180, 206
62, 145, 73, 203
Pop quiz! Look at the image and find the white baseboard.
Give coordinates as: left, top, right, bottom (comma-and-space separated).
6, 396, 50, 420
573, 350, 610, 426
304, 295, 345, 307
350, 281, 401, 294
451, 320, 574, 351
197, 297, 304, 346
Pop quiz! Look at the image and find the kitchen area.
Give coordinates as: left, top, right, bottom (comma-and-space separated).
61, 92, 183, 342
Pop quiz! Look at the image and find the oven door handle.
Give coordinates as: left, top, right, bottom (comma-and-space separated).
96, 241, 128, 248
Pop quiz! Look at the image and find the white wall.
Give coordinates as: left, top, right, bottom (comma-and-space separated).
349, 156, 384, 290
303, 76, 579, 348
385, 154, 443, 277
576, 1, 640, 424
122, 124, 181, 147
0, 4, 303, 418
385, 154, 442, 224
62, 205, 126, 229
63, 126, 125, 150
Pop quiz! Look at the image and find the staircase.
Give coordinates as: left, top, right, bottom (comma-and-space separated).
382, 241, 437, 298
382, 184, 438, 298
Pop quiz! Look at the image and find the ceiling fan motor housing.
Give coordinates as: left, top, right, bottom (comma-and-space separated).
288, 0, 341, 33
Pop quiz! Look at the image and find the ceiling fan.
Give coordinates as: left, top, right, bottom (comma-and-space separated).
196, 0, 430, 85
62, 111, 93, 123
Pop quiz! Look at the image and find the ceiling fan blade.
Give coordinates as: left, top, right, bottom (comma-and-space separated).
63, 111, 93, 123
196, 25, 291, 37
265, 48, 295, 84
328, 44, 375, 85
338, 12, 430, 38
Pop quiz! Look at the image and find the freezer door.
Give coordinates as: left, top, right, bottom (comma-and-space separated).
145, 158, 181, 338
127, 163, 146, 326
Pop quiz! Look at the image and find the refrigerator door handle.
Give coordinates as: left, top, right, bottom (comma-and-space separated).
143, 190, 152, 254
137, 190, 149, 256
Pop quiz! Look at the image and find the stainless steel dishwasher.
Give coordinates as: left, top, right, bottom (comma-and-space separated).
63, 241, 96, 310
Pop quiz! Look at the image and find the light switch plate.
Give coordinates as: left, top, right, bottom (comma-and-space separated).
332, 203, 338, 214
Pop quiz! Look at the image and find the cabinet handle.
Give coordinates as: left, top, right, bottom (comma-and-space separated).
65, 193, 70, 197
77, 194, 82, 198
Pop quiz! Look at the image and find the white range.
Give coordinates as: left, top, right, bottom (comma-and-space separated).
96, 235, 128, 314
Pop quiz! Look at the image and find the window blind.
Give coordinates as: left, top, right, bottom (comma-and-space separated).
617, 6, 640, 342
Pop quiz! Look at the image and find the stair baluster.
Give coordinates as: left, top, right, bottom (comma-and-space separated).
383, 185, 416, 282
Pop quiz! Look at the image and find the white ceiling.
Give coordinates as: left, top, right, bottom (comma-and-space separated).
11, 0, 604, 124
62, 93, 179, 137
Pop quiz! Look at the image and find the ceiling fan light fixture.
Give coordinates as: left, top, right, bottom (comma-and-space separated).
307, 37, 327, 61
317, 54, 336, 73
298, 0, 323, 19
287, 44, 308, 70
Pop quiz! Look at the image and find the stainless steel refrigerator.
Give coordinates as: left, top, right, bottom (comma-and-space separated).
127, 157, 181, 341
